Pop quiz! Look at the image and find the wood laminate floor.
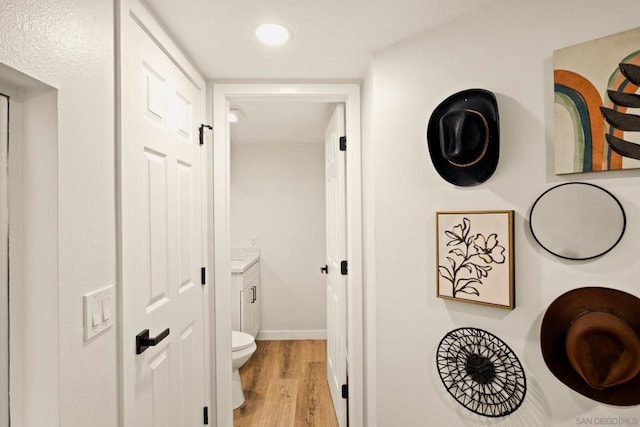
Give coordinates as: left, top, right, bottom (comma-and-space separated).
233, 340, 339, 427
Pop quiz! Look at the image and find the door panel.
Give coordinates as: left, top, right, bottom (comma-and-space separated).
145, 149, 170, 306
149, 349, 172, 427
178, 161, 194, 291
325, 104, 347, 427
179, 325, 196, 426
120, 5, 205, 426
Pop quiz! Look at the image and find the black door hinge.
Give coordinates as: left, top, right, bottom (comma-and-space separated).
201, 267, 206, 285
203, 406, 209, 424
340, 260, 348, 276
339, 136, 347, 151
341, 383, 349, 399
199, 124, 213, 145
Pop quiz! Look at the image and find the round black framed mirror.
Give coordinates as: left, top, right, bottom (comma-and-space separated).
529, 182, 626, 260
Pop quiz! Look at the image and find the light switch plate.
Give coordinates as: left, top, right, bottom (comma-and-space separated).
83, 285, 114, 341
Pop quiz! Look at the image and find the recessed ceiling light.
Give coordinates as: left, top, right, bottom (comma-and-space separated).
228, 109, 242, 123
255, 23, 291, 46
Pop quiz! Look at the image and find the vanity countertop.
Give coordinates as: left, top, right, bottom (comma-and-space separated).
230, 247, 260, 274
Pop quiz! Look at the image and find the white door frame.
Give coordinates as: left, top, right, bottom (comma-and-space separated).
0, 71, 59, 427
211, 83, 363, 427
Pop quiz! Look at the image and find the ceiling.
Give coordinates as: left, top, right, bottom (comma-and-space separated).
229, 100, 335, 145
144, 0, 508, 80
143, 0, 509, 143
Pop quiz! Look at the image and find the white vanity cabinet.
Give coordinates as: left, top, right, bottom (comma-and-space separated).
230, 250, 261, 338
240, 278, 260, 338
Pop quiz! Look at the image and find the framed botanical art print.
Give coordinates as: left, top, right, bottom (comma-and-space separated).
436, 210, 515, 309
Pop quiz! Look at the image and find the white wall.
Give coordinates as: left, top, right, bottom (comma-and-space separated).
0, 1, 116, 426
366, 1, 640, 425
361, 68, 378, 427
231, 142, 327, 338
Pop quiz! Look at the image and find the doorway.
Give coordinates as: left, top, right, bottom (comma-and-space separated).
0, 66, 59, 426
229, 99, 337, 423
211, 83, 363, 427
229, 99, 332, 340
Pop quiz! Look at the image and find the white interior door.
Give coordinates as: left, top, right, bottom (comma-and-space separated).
325, 104, 347, 427
119, 6, 206, 426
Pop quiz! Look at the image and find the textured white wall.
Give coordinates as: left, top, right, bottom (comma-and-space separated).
230, 142, 327, 336
367, 1, 640, 425
0, 1, 116, 426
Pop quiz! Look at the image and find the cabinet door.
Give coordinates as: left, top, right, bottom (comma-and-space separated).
231, 274, 242, 331
240, 286, 253, 336
249, 285, 259, 337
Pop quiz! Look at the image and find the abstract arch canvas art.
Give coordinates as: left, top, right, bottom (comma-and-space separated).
554, 27, 640, 174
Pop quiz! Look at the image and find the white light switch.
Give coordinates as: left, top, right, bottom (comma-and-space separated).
102, 297, 111, 321
83, 285, 115, 341
92, 302, 101, 327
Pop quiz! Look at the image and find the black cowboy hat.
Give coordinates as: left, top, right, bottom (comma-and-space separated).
427, 89, 499, 186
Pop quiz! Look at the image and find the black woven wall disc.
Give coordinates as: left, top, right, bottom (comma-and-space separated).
436, 327, 527, 417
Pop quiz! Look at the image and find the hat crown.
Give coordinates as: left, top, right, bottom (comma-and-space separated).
439, 109, 489, 167
565, 311, 640, 390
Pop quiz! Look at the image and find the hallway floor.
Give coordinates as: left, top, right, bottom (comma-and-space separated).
233, 340, 339, 427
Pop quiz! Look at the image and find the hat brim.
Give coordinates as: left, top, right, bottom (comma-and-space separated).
427, 89, 499, 186
540, 287, 640, 406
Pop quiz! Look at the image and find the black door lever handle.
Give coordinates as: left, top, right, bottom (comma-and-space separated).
136, 328, 170, 354
320, 265, 328, 274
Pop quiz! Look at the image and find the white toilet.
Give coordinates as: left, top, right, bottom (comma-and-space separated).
232, 330, 257, 409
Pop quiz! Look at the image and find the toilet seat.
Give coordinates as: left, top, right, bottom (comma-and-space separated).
232, 330, 254, 351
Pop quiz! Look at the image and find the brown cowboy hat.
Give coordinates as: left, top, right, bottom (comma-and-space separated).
427, 89, 499, 186
540, 287, 640, 406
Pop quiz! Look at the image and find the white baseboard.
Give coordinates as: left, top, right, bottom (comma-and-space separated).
256, 330, 326, 341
